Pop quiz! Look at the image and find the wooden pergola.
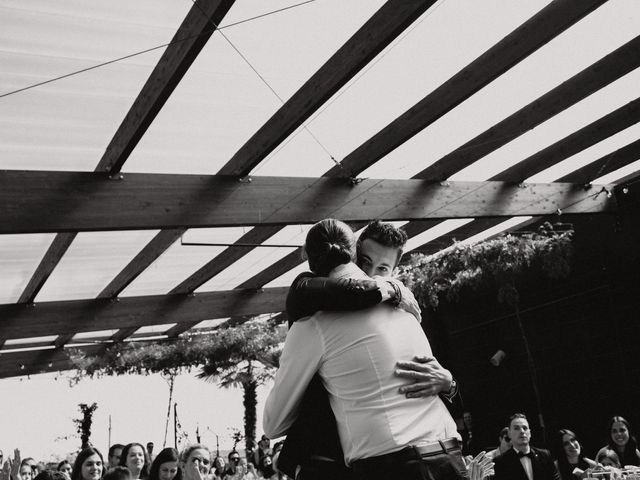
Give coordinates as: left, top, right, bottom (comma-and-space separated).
1, 0, 639, 378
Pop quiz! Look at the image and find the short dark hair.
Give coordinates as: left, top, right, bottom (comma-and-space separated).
509, 413, 528, 426
34, 472, 67, 480
103, 467, 131, 480
357, 221, 408, 266
109, 445, 124, 457
304, 219, 355, 275
227, 450, 240, 461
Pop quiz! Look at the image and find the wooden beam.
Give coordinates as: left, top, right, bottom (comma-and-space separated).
97, 229, 185, 298
219, 0, 438, 177
407, 140, 640, 255
416, 36, 640, 180
0, 287, 288, 341
0, 345, 104, 379
398, 100, 640, 256
0, 173, 616, 234
96, 0, 235, 174
25, 1, 235, 350
1, 233, 76, 349
557, 138, 640, 183
169, 226, 283, 294
163, 0, 442, 305
17, 233, 77, 303
325, 0, 608, 177
492, 98, 640, 182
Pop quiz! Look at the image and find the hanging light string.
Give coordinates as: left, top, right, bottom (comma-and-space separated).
0, 0, 317, 100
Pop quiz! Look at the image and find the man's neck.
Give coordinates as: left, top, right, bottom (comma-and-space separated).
514, 445, 531, 454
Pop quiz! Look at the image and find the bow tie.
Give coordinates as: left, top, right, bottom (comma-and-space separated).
518, 451, 533, 458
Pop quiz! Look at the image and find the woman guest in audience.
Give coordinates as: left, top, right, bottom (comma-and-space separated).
597, 416, 640, 467
19, 461, 34, 480
148, 449, 181, 480
212, 457, 225, 480
551, 429, 597, 479
71, 448, 105, 480
180, 445, 211, 480
57, 461, 73, 480
118, 444, 150, 480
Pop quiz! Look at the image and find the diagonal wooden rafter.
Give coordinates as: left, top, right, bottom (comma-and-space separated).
20, 0, 236, 348
389, 34, 640, 255
325, 0, 609, 177
415, 35, 640, 181
410, 138, 640, 255
491, 98, 640, 182
105, 0, 439, 340
163, 0, 609, 318
81, 0, 612, 343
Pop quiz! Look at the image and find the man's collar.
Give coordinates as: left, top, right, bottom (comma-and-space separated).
513, 446, 531, 455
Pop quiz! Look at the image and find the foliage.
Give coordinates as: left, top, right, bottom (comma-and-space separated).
229, 428, 244, 451
69, 320, 285, 455
397, 222, 573, 309
73, 402, 98, 449
69, 321, 285, 383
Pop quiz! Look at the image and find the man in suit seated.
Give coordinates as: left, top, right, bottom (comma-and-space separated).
493, 413, 560, 480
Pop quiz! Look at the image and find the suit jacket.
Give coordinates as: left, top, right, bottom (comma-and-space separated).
493, 447, 560, 480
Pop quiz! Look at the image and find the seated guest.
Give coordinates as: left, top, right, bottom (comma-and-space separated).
493, 413, 560, 480
596, 416, 640, 467
551, 429, 597, 479
486, 427, 511, 461
595, 448, 621, 468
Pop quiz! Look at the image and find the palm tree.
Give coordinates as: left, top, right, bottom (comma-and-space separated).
70, 320, 285, 456
197, 322, 284, 457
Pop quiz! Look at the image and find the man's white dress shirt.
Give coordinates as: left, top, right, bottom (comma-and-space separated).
264, 262, 459, 465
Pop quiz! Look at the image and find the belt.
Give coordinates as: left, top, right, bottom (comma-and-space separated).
352, 438, 460, 469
